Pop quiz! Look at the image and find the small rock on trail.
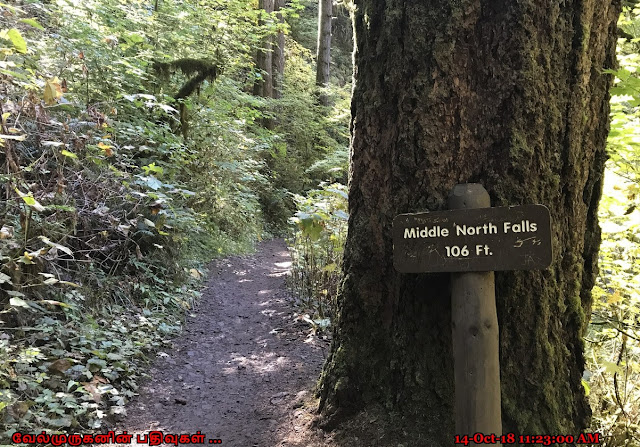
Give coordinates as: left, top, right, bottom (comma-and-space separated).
117, 239, 331, 446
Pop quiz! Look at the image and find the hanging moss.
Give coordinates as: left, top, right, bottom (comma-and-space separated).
152, 58, 219, 99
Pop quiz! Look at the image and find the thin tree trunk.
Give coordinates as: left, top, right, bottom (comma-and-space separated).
272, 0, 286, 100
254, 0, 274, 99
317, 0, 621, 443
254, 0, 275, 129
316, 0, 332, 106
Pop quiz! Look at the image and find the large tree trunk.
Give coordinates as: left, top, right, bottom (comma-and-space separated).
317, 0, 621, 443
316, 0, 332, 106
272, 0, 286, 100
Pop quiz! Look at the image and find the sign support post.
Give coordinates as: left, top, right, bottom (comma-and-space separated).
392, 183, 552, 442
448, 184, 502, 445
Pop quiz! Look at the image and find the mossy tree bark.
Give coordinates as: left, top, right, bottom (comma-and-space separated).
318, 0, 621, 443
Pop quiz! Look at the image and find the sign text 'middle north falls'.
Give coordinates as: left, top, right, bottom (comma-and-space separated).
392, 205, 552, 273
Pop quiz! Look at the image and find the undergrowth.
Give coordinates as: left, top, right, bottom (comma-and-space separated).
0, 0, 345, 438
582, 7, 640, 446
287, 182, 347, 332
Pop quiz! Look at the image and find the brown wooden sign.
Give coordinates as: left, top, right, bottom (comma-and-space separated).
393, 205, 552, 273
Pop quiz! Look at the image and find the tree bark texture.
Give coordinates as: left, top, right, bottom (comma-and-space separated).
254, 0, 274, 99
272, 0, 286, 100
318, 0, 621, 442
316, 0, 332, 106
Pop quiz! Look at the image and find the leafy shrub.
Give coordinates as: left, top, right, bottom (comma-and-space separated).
287, 183, 348, 330
0, 0, 272, 436
583, 7, 640, 446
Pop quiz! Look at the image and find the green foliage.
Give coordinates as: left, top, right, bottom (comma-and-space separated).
287, 183, 348, 330
584, 7, 640, 446
255, 37, 350, 232
0, 292, 194, 436
0, 0, 349, 436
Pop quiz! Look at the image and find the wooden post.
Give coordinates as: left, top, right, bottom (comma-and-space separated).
448, 184, 502, 445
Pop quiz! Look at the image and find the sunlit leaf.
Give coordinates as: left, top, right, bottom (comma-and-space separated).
6, 28, 26, 53
15, 189, 45, 212
19, 18, 44, 30
0, 3, 24, 13
9, 297, 31, 308
0, 134, 26, 141
44, 77, 63, 105
39, 236, 73, 256
18, 251, 35, 264
602, 361, 623, 375
61, 149, 78, 159
323, 263, 337, 273
38, 299, 71, 308
607, 291, 624, 304
97, 142, 113, 157
145, 176, 162, 190
0, 272, 12, 284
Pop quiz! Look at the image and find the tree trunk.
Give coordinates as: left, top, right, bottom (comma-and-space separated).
272, 0, 286, 100
317, 0, 621, 443
316, 0, 332, 106
254, 0, 274, 100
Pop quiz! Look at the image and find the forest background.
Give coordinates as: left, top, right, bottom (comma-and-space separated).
0, 0, 637, 445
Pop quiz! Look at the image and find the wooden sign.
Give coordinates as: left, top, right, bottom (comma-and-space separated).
393, 204, 552, 273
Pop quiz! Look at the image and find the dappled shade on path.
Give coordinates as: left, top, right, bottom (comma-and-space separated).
118, 240, 328, 446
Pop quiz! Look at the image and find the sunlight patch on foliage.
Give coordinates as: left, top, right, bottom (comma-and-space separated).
585, 7, 640, 446
287, 183, 348, 331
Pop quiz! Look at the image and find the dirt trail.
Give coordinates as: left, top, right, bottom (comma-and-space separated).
119, 239, 331, 446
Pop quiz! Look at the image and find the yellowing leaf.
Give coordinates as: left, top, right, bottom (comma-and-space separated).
15, 188, 46, 212
607, 291, 624, 304
44, 77, 63, 105
18, 251, 34, 264
61, 149, 78, 159
38, 299, 71, 308
189, 268, 202, 279
602, 361, 623, 375
6, 29, 26, 53
97, 142, 113, 156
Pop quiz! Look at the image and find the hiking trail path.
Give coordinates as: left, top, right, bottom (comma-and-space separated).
118, 239, 333, 446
